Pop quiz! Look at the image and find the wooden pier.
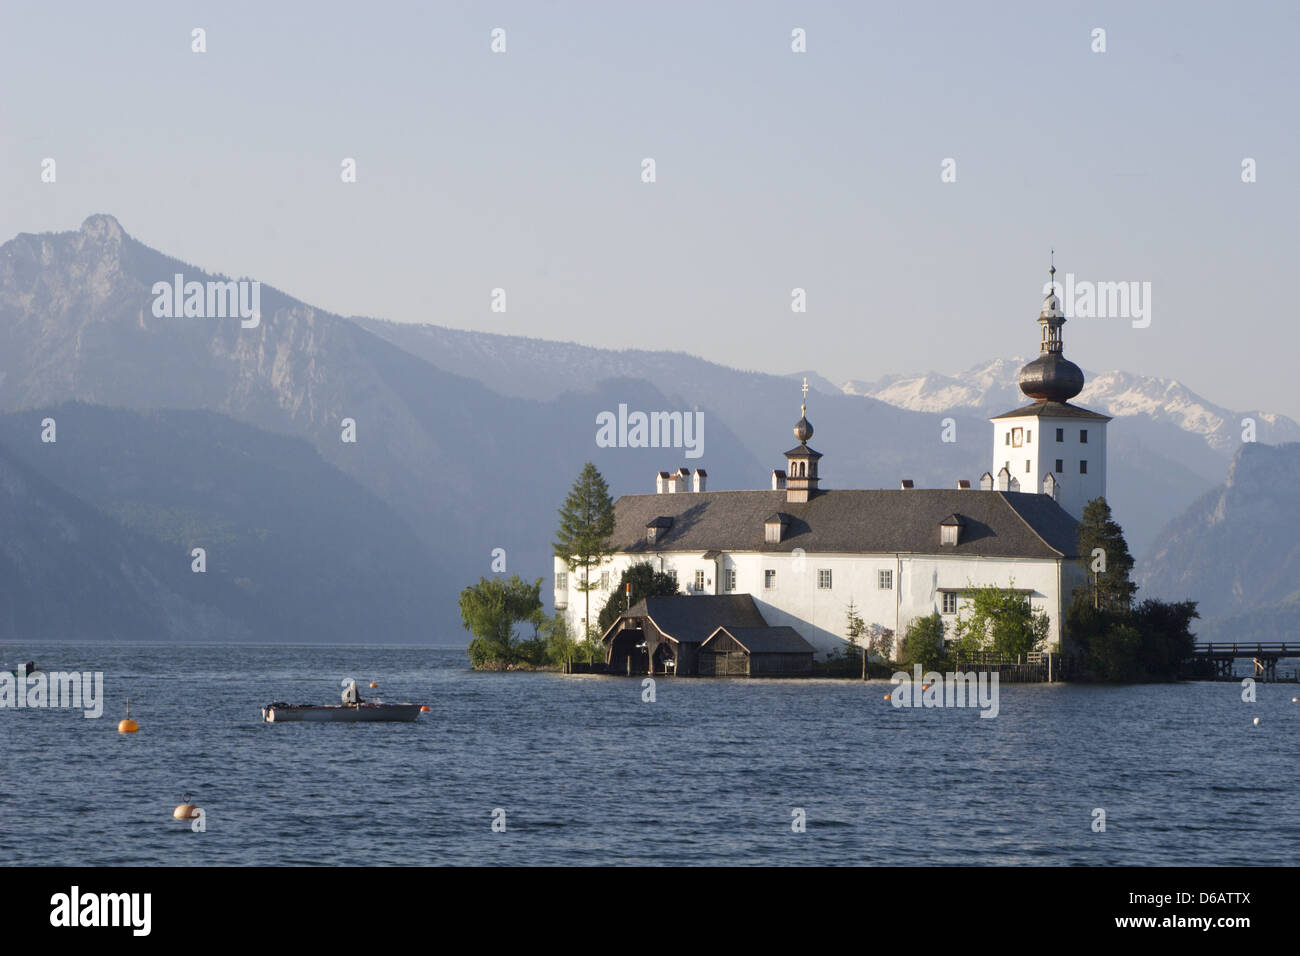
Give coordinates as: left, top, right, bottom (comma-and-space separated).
1185, 642, 1300, 681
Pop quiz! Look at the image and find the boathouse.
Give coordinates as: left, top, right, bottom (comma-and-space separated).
698, 626, 815, 676
602, 594, 813, 676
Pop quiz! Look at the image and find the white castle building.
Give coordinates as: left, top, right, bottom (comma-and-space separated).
555, 268, 1107, 663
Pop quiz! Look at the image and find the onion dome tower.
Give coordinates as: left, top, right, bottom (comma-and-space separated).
1017, 261, 1086, 403
784, 378, 822, 503
988, 255, 1111, 521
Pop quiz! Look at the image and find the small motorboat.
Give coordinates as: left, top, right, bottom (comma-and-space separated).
261, 701, 423, 723
262, 678, 423, 723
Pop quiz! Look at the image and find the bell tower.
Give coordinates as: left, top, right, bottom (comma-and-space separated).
989, 257, 1111, 520
784, 378, 822, 503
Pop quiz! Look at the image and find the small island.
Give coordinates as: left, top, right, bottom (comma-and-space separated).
461, 274, 1205, 683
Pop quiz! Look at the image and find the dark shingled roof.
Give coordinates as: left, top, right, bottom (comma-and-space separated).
990, 401, 1111, 421
704, 626, 816, 655
611, 489, 1080, 559
784, 444, 823, 458
622, 594, 767, 646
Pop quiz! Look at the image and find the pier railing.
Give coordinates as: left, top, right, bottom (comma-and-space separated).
951, 650, 1062, 682
1190, 642, 1299, 657
1185, 642, 1299, 681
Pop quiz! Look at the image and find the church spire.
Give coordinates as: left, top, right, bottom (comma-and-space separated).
1018, 255, 1084, 403
794, 377, 814, 443
783, 379, 821, 502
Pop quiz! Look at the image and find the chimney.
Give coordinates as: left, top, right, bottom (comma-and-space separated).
655, 471, 670, 494
957, 480, 971, 490
995, 467, 1011, 492
900, 479, 914, 490
771, 469, 787, 491
979, 472, 994, 492
693, 469, 707, 493
1009, 475, 1021, 492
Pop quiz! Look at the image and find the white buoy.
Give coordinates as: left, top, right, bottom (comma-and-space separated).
1253, 717, 1261, 726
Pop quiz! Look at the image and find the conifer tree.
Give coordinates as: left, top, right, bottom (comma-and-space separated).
553, 463, 616, 638
1076, 498, 1137, 612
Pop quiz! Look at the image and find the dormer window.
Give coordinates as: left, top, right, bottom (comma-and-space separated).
940, 514, 964, 547
646, 516, 673, 544
764, 513, 788, 544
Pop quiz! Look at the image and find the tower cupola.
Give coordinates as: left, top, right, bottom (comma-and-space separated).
1018, 258, 1085, 403
783, 378, 822, 503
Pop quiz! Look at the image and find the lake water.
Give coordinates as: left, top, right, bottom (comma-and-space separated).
2, 643, 1296, 866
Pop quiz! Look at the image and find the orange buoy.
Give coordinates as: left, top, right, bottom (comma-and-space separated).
419, 705, 431, 713
369, 681, 378, 689
883, 694, 891, 700
922, 684, 931, 690
173, 793, 200, 819
118, 698, 139, 733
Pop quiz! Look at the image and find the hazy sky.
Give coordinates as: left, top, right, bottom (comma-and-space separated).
3, 1, 1298, 417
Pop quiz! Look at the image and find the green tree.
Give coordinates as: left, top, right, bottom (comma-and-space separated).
1077, 498, 1137, 612
1132, 599, 1198, 678
595, 561, 680, 634
1065, 591, 1198, 682
459, 575, 544, 667
554, 463, 616, 639
953, 581, 1051, 661
845, 599, 867, 677
1088, 619, 1143, 681
542, 611, 577, 666
897, 612, 950, 671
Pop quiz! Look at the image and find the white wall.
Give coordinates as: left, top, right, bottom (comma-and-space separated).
992, 415, 1107, 519
556, 549, 1075, 658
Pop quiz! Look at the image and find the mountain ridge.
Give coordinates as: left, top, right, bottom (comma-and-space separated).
1, 214, 1289, 641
